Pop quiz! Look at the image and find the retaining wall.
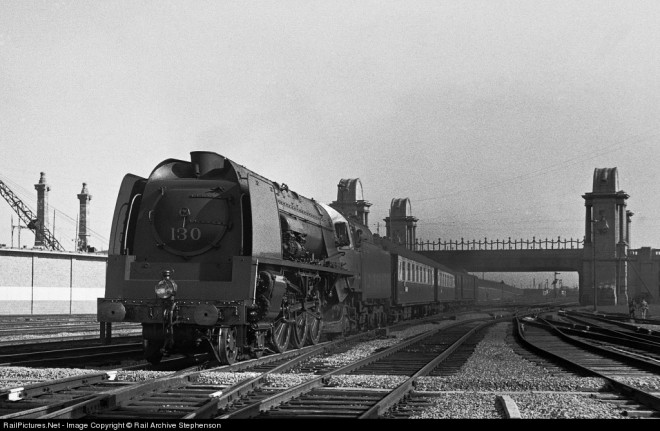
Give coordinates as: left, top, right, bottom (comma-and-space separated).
0, 248, 106, 315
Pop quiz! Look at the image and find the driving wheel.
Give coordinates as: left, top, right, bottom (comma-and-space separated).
217, 327, 238, 364
269, 317, 291, 353
290, 309, 308, 349
306, 311, 323, 345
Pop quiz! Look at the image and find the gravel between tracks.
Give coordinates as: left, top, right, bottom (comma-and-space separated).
2, 313, 657, 419
409, 322, 627, 419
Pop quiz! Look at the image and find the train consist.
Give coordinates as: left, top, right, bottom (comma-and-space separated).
97, 151, 481, 364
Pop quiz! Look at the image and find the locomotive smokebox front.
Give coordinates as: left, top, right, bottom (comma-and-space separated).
150, 185, 232, 258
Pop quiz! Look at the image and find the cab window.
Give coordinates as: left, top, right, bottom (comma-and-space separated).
334, 222, 351, 247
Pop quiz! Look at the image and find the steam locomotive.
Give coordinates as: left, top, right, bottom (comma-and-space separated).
97, 151, 478, 364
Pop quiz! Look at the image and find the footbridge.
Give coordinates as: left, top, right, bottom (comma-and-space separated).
381, 168, 658, 306
415, 237, 584, 273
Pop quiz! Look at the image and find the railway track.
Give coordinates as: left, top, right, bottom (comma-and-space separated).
0, 338, 221, 371
0, 323, 140, 339
539, 315, 660, 364
0, 340, 145, 368
0, 325, 387, 419
0, 314, 141, 346
0, 336, 142, 354
515, 316, 660, 418
1, 315, 492, 420
217, 317, 500, 419
558, 309, 660, 339
0, 311, 462, 370
2, 306, 562, 420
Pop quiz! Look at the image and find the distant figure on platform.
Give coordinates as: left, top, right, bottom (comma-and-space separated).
640, 299, 649, 319
629, 300, 636, 319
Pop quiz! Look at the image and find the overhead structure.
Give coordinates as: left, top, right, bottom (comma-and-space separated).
384, 197, 418, 250
0, 177, 65, 251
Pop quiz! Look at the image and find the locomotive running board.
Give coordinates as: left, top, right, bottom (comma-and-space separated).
255, 256, 355, 276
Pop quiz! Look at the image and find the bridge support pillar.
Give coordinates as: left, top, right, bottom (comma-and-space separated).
581, 168, 629, 306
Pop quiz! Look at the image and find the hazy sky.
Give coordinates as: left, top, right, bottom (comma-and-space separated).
1, 1, 659, 287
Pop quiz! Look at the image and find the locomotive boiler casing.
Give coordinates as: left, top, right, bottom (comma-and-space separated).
274, 183, 336, 262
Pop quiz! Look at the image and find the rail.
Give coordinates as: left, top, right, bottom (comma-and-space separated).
414, 236, 584, 251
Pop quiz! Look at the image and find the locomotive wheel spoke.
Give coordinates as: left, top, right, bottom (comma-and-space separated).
269, 318, 290, 353
218, 327, 238, 364
290, 310, 308, 349
306, 312, 323, 345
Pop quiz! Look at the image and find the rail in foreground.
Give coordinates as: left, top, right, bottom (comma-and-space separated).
218, 316, 503, 419
539, 315, 660, 362
515, 316, 660, 418
0, 315, 505, 420
0, 340, 145, 368
0, 328, 380, 419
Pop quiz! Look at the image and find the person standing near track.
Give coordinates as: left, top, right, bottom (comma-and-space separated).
629, 299, 636, 319
640, 299, 649, 319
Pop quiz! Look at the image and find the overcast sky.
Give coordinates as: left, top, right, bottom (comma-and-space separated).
1, 1, 659, 287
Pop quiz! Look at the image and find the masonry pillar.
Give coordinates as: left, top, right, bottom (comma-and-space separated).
77, 183, 92, 252
384, 198, 418, 250
582, 167, 629, 306
329, 178, 372, 227
33, 172, 50, 248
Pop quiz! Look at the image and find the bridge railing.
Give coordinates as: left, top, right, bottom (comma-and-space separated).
414, 236, 585, 251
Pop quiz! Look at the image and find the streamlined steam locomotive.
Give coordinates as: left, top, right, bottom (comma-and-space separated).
97, 151, 477, 364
